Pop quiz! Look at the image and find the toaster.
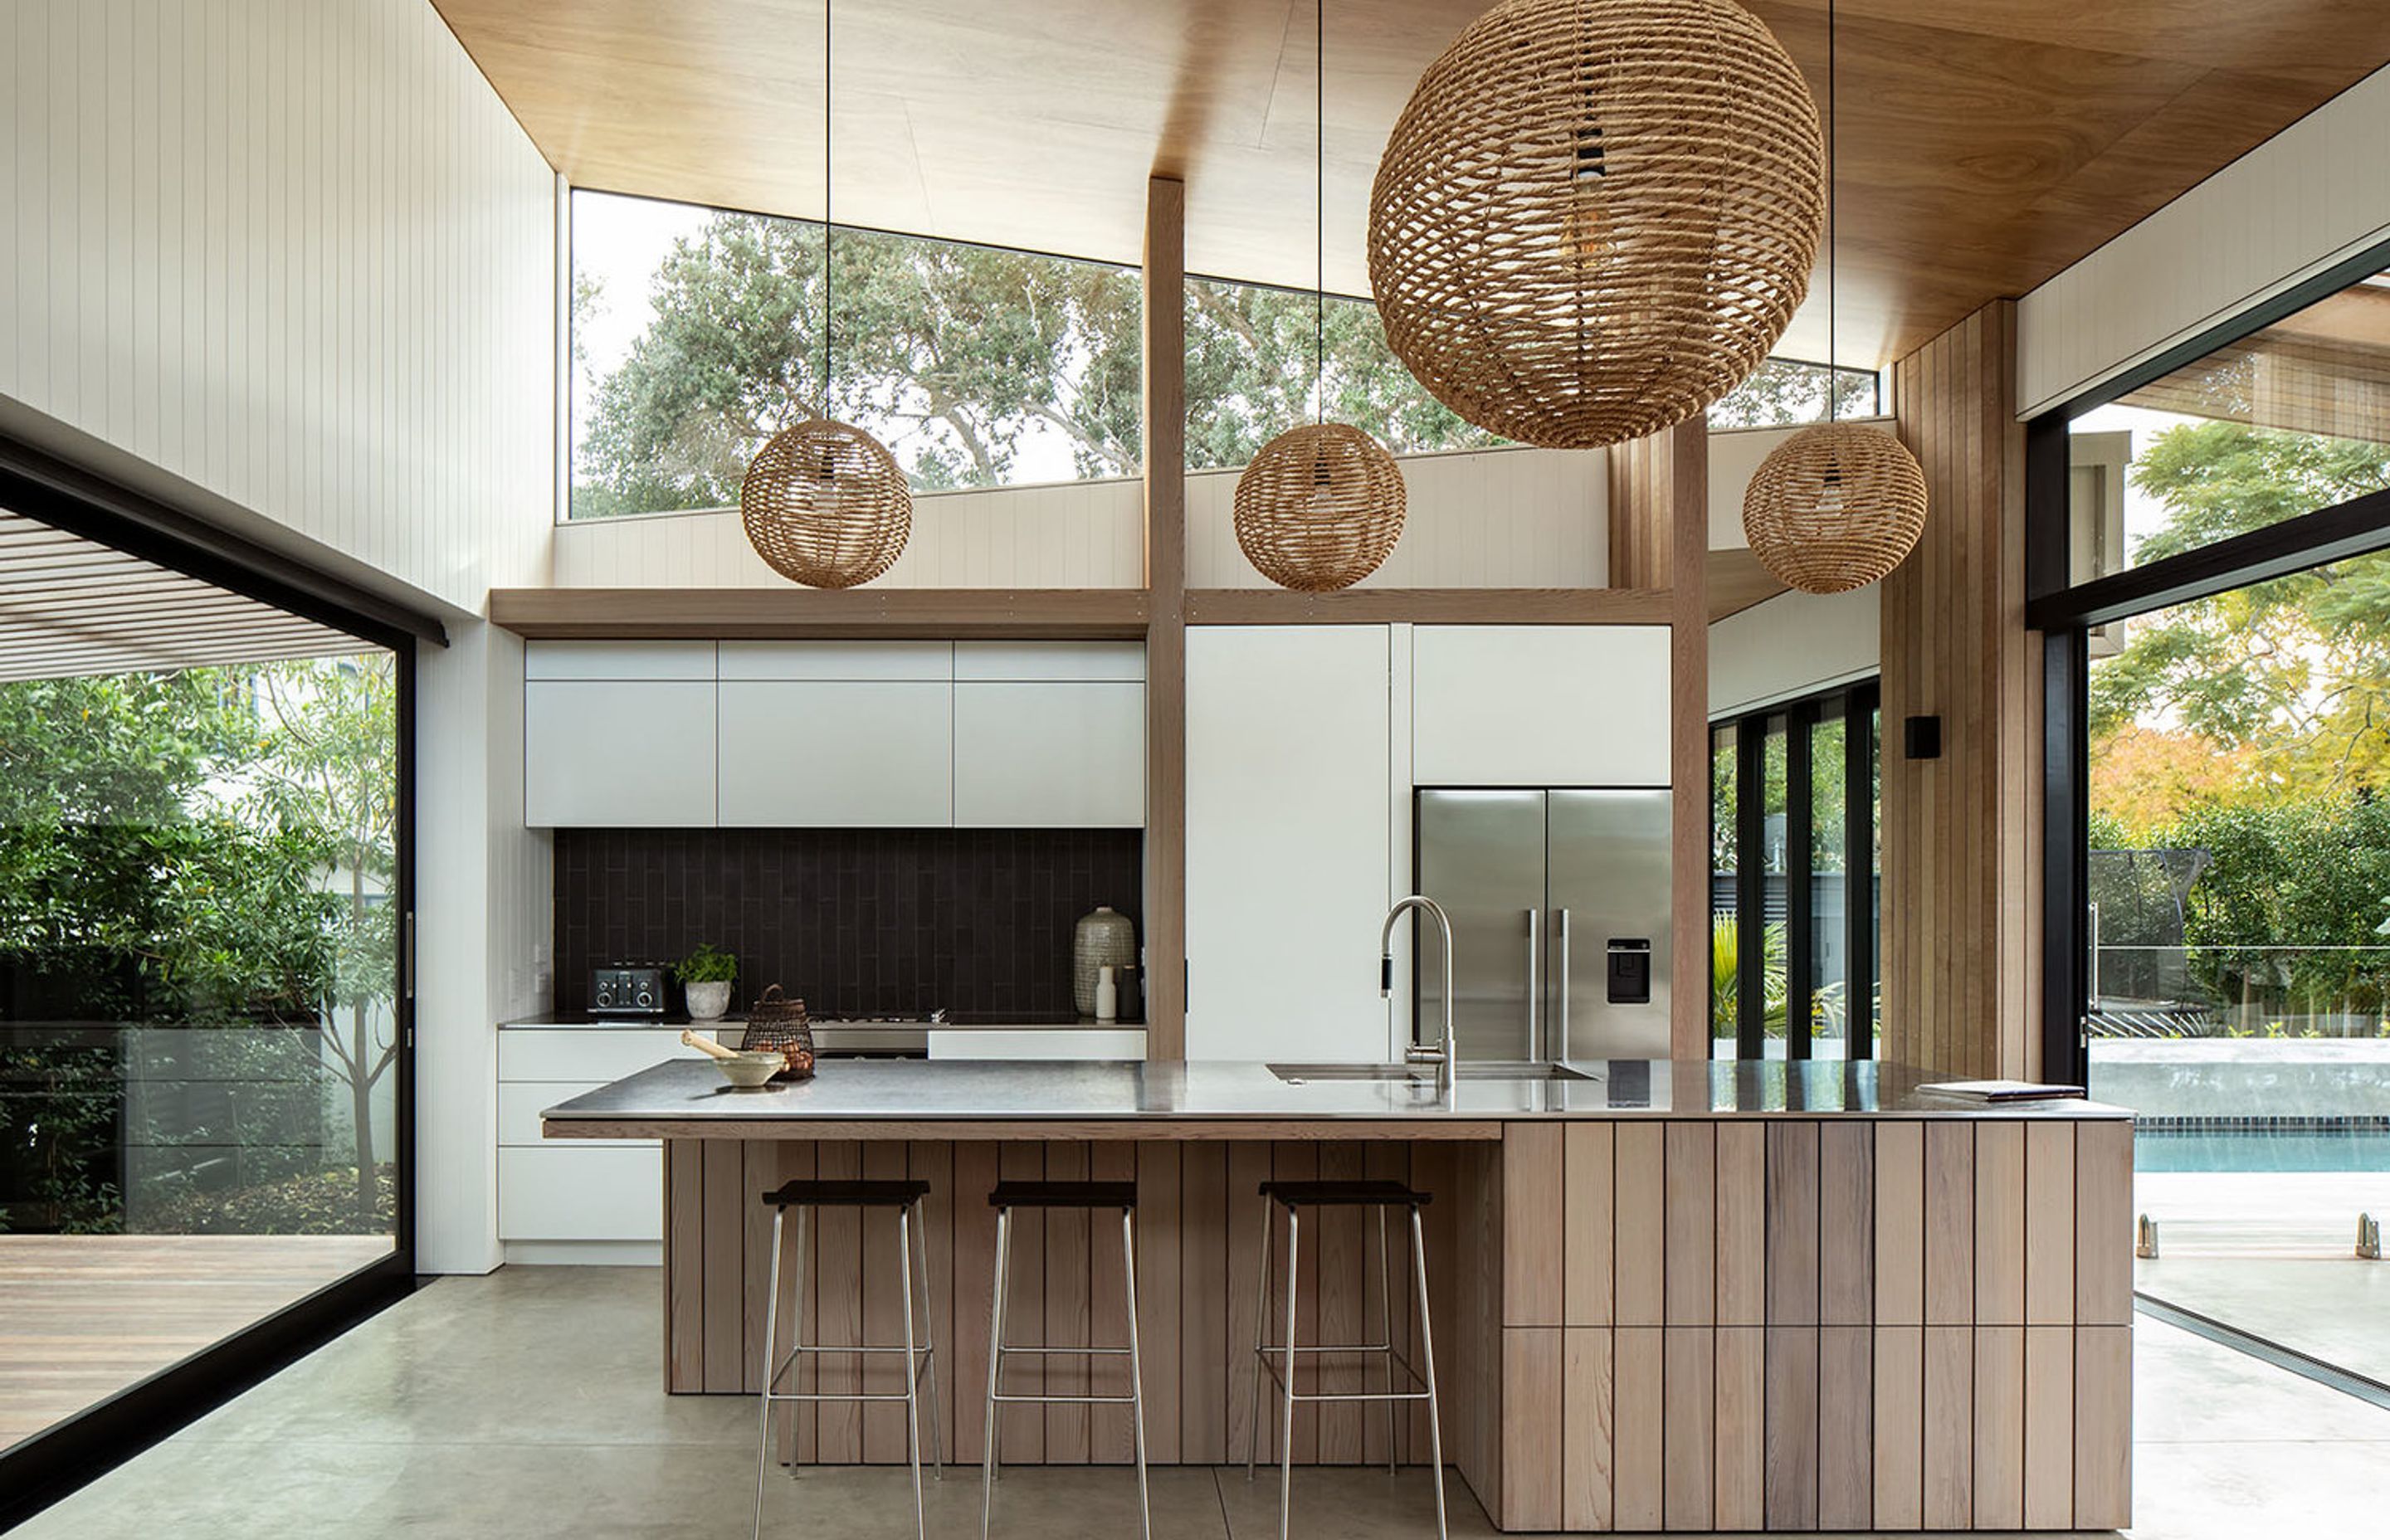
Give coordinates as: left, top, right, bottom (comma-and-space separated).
591, 963, 670, 1018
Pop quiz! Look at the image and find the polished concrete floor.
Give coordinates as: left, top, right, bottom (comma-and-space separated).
17, 1265, 2390, 1538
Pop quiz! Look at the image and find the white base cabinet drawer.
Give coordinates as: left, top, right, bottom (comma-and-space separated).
499, 1028, 716, 1084
499, 1145, 662, 1242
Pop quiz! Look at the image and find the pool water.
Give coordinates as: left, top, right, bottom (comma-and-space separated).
2134, 1131, 2390, 1172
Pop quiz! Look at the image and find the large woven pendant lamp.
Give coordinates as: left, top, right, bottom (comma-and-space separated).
1739, 0, 1925, 595
1234, 1, 1407, 592
740, 0, 911, 589
1368, 0, 1824, 450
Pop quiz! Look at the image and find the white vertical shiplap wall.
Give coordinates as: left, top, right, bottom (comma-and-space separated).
552, 478, 1149, 587
0, 0, 557, 611
551, 446, 1607, 588
1187, 446, 1606, 587
2019, 62, 2390, 417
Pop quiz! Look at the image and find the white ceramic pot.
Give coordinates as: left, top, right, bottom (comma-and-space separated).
685, 980, 734, 1021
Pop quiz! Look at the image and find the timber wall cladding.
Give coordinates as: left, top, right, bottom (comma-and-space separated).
1491, 1118, 2132, 1534
668, 1139, 1462, 1475
1881, 300, 2041, 1081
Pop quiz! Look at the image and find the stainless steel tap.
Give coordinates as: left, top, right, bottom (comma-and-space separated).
1380, 894, 1456, 1095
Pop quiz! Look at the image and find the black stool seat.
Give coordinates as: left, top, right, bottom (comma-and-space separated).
1257, 1179, 1431, 1208
989, 1179, 1139, 1210
761, 1177, 931, 1208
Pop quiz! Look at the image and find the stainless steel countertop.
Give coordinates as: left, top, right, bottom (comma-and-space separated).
540, 1058, 2132, 1125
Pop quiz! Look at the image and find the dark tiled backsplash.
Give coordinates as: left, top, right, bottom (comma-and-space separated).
554, 828, 1144, 1021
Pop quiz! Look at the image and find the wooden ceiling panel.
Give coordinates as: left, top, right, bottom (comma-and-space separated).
433, 0, 2390, 363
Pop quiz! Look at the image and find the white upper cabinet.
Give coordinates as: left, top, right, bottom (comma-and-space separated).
1185, 626, 1392, 1063
1410, 625, 1672, 787
526, 641, 1149, 829
953, 644, 1146, 828
954, 642, 1147, 682
718, 641, 953, 680
524, 643, 717, 827
719, 680, 955, 827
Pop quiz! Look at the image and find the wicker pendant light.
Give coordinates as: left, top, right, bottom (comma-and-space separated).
739, 0, 910, 589
1234, 0, 1406, 592
1368, 0, 1824, 450
1739, 0, 1925, 595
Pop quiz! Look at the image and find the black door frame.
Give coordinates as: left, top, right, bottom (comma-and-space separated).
2023, 236, 2390, 1088
0, 428, 439, 1530
1714, 679, 1880, 1061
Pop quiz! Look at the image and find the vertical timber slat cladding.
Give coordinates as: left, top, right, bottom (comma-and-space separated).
1142, 173, 1188, 1062
660, 1117, 2129, 1534
1605, 417, 1710, 1060
1884, 300, 2040, 1078
1564, 1325, 1618, 1531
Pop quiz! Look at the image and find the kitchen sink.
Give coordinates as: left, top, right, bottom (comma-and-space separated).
1270, 1060, 1600, 1084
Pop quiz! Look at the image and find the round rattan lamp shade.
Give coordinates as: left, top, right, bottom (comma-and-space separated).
1233, 423, 1408, 592
1368, 0, 1823, 449
1741, 422, 1927, 594
740, 417, 913, 588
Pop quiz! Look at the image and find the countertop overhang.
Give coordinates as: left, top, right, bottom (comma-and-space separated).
541, 1058, 2132, 1141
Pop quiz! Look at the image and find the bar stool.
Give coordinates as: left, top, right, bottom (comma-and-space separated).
1246, 1178, 1444, 1540
982, 1179, 1149, 1540
753, 1177, 944, 1540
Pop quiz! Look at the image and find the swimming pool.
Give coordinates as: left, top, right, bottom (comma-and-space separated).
2134, 1128, 2390, 1172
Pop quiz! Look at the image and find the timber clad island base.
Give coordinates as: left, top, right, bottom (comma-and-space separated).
543, 1060, 2134, 1533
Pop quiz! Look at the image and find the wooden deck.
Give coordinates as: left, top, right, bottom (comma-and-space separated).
0, 1233, 393, 1450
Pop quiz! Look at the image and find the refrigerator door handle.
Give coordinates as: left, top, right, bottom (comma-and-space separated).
1525, 908, 1541, 1063
1553, 907, 1571, 1062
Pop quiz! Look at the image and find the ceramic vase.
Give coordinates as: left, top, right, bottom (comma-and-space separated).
1073, 905, 1136, 1018
685, 980, 733, 1021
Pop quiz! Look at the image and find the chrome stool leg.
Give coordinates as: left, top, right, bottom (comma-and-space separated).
1119, 1207, 1152, 1540
1412, 1205, 1447, 1540
912, 1196, 946, 1476
754, 1205, 786, 1540
1278, 1203, 1299, 1540
981, 1206, 1011, 1540
1244, 1192, 1274, 1479
1378, 1205, 1397, 1474
899, 1206, 926, 1540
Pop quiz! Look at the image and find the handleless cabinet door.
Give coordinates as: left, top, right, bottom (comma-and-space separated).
954, 681, 1146, 826
1412, 626, 1671, 787
718, 680, 954, 826
1185, 626, 1391, 1062
525, 680, 718, 826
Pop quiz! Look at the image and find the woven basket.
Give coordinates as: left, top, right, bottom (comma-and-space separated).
740, 985, 817, 1081
740, 417, 913, 589
1232, 423, 1408, 591
1740, 422, 1928, 594
1368, 0, 1823, 449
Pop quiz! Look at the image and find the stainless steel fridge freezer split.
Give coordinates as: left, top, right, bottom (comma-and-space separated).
1415, 788, 1672, 1063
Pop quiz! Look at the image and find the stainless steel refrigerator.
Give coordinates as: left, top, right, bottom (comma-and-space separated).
1416, 788, 1672, 1063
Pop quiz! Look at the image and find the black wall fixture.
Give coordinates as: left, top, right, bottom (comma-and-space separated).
1903, 714, 1942, 759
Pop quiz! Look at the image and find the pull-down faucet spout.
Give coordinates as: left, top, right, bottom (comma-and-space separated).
1380, 895, 1456, 1096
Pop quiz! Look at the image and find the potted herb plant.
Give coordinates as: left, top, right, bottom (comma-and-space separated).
676, 943, 739, 1022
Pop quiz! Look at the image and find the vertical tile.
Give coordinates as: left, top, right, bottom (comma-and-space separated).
1665, 1123, 1716, 1326
1871, 1325, 1924, 1531
1614, 1123, 1666, 1326
1713, 1326, 1764, 1530
1763, 1325, 1820, 1530
1563, 1123, 1615, 1326
1818, 1325, 1873, 1530
1662, 1328, 1715, 1531
1765, 1121, 1820, 1326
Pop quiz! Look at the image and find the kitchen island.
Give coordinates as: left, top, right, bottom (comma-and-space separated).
543, 1059, 2133, 1533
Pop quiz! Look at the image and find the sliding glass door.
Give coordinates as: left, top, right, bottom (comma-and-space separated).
1710, 682, 1880, 1060
2033, 248, 2390, 1385
0, 458, 420, 1522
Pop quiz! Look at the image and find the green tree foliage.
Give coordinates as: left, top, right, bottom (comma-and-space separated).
0, 659, 399, 1231
1707, 358, 1880, 429
2090, 422, 2390, 794
573, 205, 1873, 516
